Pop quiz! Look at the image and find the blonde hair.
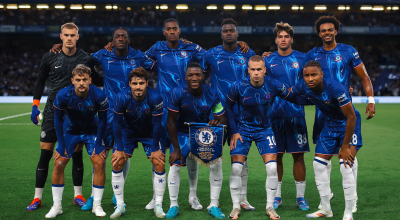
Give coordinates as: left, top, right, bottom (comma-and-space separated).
61, 22, 79, 32
72, 64, 91, 77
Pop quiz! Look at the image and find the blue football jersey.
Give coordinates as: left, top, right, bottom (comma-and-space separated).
306, 43, 363, 89
227, 76, 290, 133
114, 87, 163, 138
53, 85, 109, 132
168, 83, 225, 134
264, 50, 306, 118
292, 78, 359, 123
202, 45, 256, 115
145, 40, 206, 106
92, 47, 155, 109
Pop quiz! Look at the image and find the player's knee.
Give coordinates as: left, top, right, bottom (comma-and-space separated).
92, 159, 105, 171
292, 153, 305, 164
265, 161, 277, 176
54, 159, 67, 171
231, 162, 243, 176
152, 160, 164, 172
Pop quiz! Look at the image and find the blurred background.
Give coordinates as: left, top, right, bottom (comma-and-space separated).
1, 0, 399, 97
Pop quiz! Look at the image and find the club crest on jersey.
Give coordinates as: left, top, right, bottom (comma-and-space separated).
181, 51, 188, 58
239, 58, 246, 65
324, 100, 332, 106
200, 105, 209, 112
334, 55, 342, 62
87, 105, 94, 111
292, 62, 299, 68
195, 127, 217, 147
129, 59, 136, 66
265, 93, 272, 100
143, 108, 151, 115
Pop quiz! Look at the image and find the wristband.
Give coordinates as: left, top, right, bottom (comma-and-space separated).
367, 96, 375, 104
33, 99, 40, 107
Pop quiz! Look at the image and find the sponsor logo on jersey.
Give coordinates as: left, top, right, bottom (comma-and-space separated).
292, 62, 299, 68
100, 98, 108, 107
143, 108, 151, 115
265, 93, 272, 100
353, 52, 360, 59
195, 127, 217, 147
337, 93, 347, 102
239, 58, 246, 65
334, 55, 342, 62
129, 59, 136, 66
195, 45, 203, 52
181, 51, 188, 58
200, 105, 209, 112
41, 131, 46, 138
324, 100, 332, 105
281, 84, 287, 93
154, 102, 163, 111
88, 105, 94, 111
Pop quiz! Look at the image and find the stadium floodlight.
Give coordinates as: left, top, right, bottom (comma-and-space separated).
160, 4, 168, 9
393, 6, 399, 10
176, 4, 188, 10
55, 5, 65, 9
6, 4, 18, 9
268, 5, 280, 10
127, 7, 131, 10
255, 5, 266, 10
207, 5, 217, 10
338, 5, 350, 10
242, 5, 252, 10
71, 5, 83, 10
19, 5, 31, 9
360, 5, 372, 10
315, 5, 327, 10
224, 5, 236, 10
36, 4, 49, 9
84, 5, 96, 9
372, 6, 384, 11
292, 5, 304, 10
0, 5, 3, 9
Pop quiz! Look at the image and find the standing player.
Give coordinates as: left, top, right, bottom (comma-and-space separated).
264, 22, 310, 211
28, 23, 102, 211
307, 16, 375, 212
110, 67, 166, 218
45, 65, 108, 218
226, 55, 297, 220
167, 62, 227, 219
201, 18, 256, 211
290, 61, 362, 220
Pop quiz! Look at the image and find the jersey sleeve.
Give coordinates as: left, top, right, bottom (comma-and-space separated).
145, 44, 157, 61
167, 88, 182, 112
200, 51, 210, 72
270, 78, 290, 99
212, 95, 225, 116
348, 46, 363, 69
91, 50, 103, 66
291, 80, 305, 96
305, 49, 314, 63
96, 90, 109, 111
227, 82, 240, 105
138, 50, 156, 70
53, 90, 67, 110
333, 83, 352, 107
193, 44, 207, 65
151, 92, 164, 116
113, 92, 126, 114
33, 53, 52, 100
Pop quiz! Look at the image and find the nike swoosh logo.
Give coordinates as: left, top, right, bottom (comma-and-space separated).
244, 97, 252, 100
77, 167, 83, 170
37, 168, 46, 171
344, 187, 350, 189
217, 61, 224, 64
169, 181, 177, 184
55, 66, 62, 68
316, 184, 321, 187
270, 64, 278, 67
214, 179, 221, 181
315, 57, 322, 60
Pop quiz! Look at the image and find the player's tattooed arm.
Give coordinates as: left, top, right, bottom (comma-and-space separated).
354, 64, 375, 120
50, 43, 63, 54
167, 110, 183, 166
338, 103, 356, 168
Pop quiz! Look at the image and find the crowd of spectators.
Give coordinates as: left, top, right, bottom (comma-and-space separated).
1, 8, 400, 27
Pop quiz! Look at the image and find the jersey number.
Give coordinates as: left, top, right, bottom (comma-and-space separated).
267, 136, 276, 146
352, 134, 357, 145
297, 134, 308, 145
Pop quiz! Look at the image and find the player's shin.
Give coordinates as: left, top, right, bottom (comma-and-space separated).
52, 184, 64, 206
123, 158, 130, 181
152, 163, 156, 199
186, 156, 199, 200
168, 165, 181, 207
240, 160, 249, 201
230, 162, 243, 209
352, 157, 358, 198
154, 170, 166, 205
112, 169, 125, 206
340, 159, 356, 214
295, 181, 306, 198
327, 160, 332, 193
209, 162, 223, 207
72, 151, 84, 197
35, 149, 53, 199
313, 157, 331, 211
265, 161, 278, 209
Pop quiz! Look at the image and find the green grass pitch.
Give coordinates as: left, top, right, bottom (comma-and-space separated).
0, 103, 399, 219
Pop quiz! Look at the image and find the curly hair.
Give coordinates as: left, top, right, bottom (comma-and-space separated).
221, 18, 237, 27
314, 15, 341, 33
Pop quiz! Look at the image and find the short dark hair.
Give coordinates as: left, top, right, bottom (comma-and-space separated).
163, 18, 179, 28
249, 55, 264, 63
128, 67, 148, 82
186, 62, 203, 73
112, 27, 130, 40
221, 18, 237, 27
304, 60, 322, 72
314, 15, 341, 33
72, 64, 91, 77
274, 22, 294, 38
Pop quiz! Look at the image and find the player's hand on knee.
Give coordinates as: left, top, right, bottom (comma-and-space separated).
180, 38, 192, 44
105, 42, 114, 52
111, 151, 125, 166
238, 41, 249, 53
169, 150, 182, 166
150, 150, 165, 165
366, 103, 375, 120
208, 119, 221, 126
338, 145, 354, 168
49, 44, 63, 54
98, 150, 107, 160
262, 51, 272, 58
31, 105, 41, 126
230, 133, 243, 150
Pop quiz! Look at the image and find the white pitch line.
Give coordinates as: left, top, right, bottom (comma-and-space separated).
0, 112, 31, 121
0, 123, 33, 125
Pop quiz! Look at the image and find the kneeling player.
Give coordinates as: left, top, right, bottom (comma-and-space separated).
45, 65, 108, 218
290, 61, 362, 220
110, 67, 166, 218
167, 63, 227, 219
